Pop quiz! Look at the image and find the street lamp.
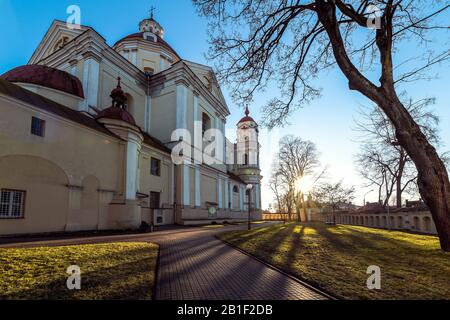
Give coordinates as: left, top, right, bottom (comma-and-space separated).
246, 184, 254, 231
363, 189, 374, 207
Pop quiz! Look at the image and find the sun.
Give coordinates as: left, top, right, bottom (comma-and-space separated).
296, 177, 314, 194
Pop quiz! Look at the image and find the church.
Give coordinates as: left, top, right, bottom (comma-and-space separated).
0, 13, 262, 235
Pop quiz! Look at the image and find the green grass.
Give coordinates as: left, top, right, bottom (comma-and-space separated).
218, 223, 450, 300
0, 242, 159, 300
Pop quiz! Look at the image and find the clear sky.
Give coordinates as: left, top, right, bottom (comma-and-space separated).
1, 0, 449, 209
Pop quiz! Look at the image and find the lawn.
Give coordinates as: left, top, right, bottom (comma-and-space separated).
0, 242, 159, 300
218, 223, 450, 300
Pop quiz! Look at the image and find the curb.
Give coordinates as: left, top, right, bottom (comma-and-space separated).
153, 244, 162, 301
217, 237, 338, 301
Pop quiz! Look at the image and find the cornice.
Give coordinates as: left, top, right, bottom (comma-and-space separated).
149, 62, 231, 117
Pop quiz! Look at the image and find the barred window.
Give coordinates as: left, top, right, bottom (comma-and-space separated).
31, 117, 45, 137
0, 190, 26, 218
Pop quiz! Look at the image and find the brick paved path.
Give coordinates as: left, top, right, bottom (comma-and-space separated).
0, 223, 328, 300
156, 229, 326, 300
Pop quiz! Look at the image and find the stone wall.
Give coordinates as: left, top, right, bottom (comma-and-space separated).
330, 211, 437, 235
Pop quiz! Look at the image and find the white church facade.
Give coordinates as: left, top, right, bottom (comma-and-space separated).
0, 14, 262, 236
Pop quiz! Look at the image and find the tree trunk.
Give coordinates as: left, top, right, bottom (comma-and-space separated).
316, 0, 450, 251
396, 148, 405, 208
384, 99, 450, 251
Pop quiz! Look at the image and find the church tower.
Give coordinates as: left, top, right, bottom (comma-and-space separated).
233, 106, 262, 212
139, 8, 165, 38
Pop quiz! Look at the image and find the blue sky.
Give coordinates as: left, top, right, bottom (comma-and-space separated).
1, 0, 449, 208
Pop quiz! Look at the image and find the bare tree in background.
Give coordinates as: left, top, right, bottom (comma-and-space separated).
194, 0, 450, 250
268, 164, 286, 217
274, 135, 321, 221
355, 98, 443, 208
313, 181, 356, 224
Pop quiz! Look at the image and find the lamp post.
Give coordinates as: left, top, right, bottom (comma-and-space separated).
363, 189, 374, 207
246, 184, 254, 231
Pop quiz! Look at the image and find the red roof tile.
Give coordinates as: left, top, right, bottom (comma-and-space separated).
2, 65, 85, 98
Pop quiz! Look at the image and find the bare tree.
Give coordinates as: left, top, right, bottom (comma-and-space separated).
194, 0, 450, 250
268, 164, 286, 215
355, 98, 442, 208
313, 181, 356, 224
277, 135, 320, 222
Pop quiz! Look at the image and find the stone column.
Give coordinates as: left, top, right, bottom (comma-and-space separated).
69, 59, 78, 77
130, 49, 138, 66
126, 133, 142, 200
218, 178, 223, 209
224, 178, 229, 209
193, 92, 202, 164
183, 164, 190, 206
255, 184, 261, 209
230, 184, 234, 209
80, 51, 101, 112
240, 186, 244, 211
176, 80, 189, 130
145, 95, 152, 133
195, 166, 201, 207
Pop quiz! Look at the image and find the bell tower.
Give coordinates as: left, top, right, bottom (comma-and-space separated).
233, 106, 262, 212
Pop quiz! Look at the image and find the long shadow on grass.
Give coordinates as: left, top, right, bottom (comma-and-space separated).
1, 248, 155, 300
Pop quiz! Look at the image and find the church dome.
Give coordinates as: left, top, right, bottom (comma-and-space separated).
114, 32, 180, 60
96, 107, 136, 126
1, 65, 84, 98
95, 77, 136, 126
238, 106, 257, 125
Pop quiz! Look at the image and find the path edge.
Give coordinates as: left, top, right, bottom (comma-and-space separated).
217, 236, 338, 301
152, 243, 161, 301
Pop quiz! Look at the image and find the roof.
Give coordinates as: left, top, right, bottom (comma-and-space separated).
95, 77, 137, 126
114, 32, 180, 60
142, 132, 171, 154
96, 106, 137, 125
2, 65, 85, 98
0, 78, 119, 140
238, 106, 257, 125
0, 78, 172, 154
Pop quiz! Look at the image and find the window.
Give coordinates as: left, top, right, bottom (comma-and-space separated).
202, 113, 212, 136
0, 189, 26, 218
31, 117, 45, 137
151, 158, 161, 176
150, 192, 161, 209
244, 154, 249, 166
233, 186, 239, 193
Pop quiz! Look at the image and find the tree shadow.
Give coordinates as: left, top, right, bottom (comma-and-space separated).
1, 247, 156, 300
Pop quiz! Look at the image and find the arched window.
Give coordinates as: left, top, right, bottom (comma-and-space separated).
202, 113, 211, 136
233, 186, 239, 193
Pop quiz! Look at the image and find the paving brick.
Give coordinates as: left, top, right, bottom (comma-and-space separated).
156, 229, 326, 300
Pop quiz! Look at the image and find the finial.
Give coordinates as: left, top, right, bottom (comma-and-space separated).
110, 77, 127, 108
245, 105, 250, 117
150, 6, 156, 19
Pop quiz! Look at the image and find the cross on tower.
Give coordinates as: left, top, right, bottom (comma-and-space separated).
149, 6, 156, 19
